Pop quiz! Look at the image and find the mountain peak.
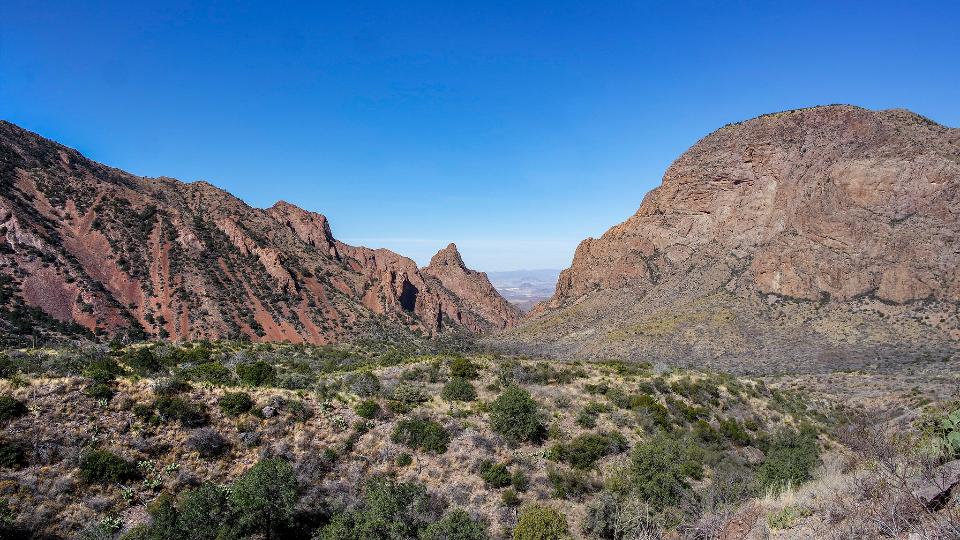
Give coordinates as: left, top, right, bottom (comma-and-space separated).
428, 242, 466, 269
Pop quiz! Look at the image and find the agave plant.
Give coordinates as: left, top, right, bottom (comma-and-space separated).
940, 409, 960, 458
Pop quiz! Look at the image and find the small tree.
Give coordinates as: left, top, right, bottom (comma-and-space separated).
441, 378, 477, 402
489, 386, 545, 445
514, 505, 568, 540
231, 458, 297, 540
237, 361, 276, 387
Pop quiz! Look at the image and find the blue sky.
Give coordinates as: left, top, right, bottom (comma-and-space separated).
3, 1, 958, 271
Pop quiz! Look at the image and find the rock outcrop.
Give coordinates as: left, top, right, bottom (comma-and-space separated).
0, 120, 517, 344
493, 106, 960, 372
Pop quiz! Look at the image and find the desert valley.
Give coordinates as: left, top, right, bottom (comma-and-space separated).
0, 104, 958, 539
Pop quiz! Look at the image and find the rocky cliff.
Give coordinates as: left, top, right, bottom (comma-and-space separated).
0, 121, 520, 345
493, 106, 960, 372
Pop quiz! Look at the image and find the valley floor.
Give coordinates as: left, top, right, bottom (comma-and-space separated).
0, 342, 957, 539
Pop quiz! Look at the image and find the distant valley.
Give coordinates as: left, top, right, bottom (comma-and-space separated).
487, 269, 560, 312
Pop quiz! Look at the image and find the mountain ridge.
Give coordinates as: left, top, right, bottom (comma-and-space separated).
0, 120, 520, 345
490, 105, 960, 372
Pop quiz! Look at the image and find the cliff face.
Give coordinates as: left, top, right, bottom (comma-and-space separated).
0, 121, 518, 344
494, 106, 960, 372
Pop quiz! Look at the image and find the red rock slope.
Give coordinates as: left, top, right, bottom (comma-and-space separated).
0, 121, 520, 344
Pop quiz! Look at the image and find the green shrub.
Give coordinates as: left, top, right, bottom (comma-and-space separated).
85, 358, 123, 384
355, 399, 380, 419
553, 432, 628, 469
231, 458, 297, 538
237, 361, 276, 387
489, 386, 545, 445
189, 362, 235, 386
0, 440, 27, 469
421, 508, 489, 540
512, 469, 529, 492
449, 357, 480, 380
154, 395, 209, 427
546, 466, 597, 500
391, 418, 450, 454
218, 392, 253, 416
347, 371, 381, 397
125, 348, 162, 375
396, 452, 413, 467
0, 396, 26, 424
317, 476, 433, 539
627, 433, 703, 510
392, 383, 429, 404
442, 378, 477, 402
79, 449, 136, 484
480, 461, 512, 488
719, 417, 751, 446
576, 409, 598, 428
514, 505, 568, 539
86, 383, 116, 401
501, 488, 521, 507
757, 427, 819, 492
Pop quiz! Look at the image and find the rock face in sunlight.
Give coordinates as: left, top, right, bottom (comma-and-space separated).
0, 121, 518, 344
493, 106, 960, 371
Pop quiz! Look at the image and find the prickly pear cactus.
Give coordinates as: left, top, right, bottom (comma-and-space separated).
941, 409, 960, 457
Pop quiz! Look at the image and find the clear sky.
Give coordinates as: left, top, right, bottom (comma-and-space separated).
2, 1, 958, 271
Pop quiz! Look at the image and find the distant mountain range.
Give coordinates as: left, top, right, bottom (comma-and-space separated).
0, 121, 520, 345
487, 269, 560, 312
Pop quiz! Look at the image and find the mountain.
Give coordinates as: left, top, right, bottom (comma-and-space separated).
0, 121, 520, 345
491, 106, 960, 372
487, 269, 561, 312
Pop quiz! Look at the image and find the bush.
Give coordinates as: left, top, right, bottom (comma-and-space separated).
218, 392, 254, 416
512, 469, 529, 492
757, 426, 819, 492
719, 417, 751, 447
480, 461, 512, 488
237, 361, 276, 387
348, 371, 381, 397
126, 348, 162, 375
85, 358, 123, 384
501, 488, 521, 507
514, 505, 568, 540
0, 440, 27, 469
489, 386, 545, 445
392, 383, 429, 404
392, 418, 450, 454
154, 395, 209, 427
546, 466, 597, 500
442, 378, 477, 402
186, 427, 231, 459
553, 432, 628, 469
0, 396, 27, 424
355, 399, 380, 419
627, 433, 704, 510
421, 508, 489, 540
79, 449, 136, 484
317, 476, 437, 539
449, 357, 480, 380
396, 452, 413, 467
189, 362, 235, 386
231, 458, 297, 538
86, 383, 115, 401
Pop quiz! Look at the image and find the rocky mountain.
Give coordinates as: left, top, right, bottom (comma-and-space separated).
0, 120, 520, 345
492, 106, 960, 372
